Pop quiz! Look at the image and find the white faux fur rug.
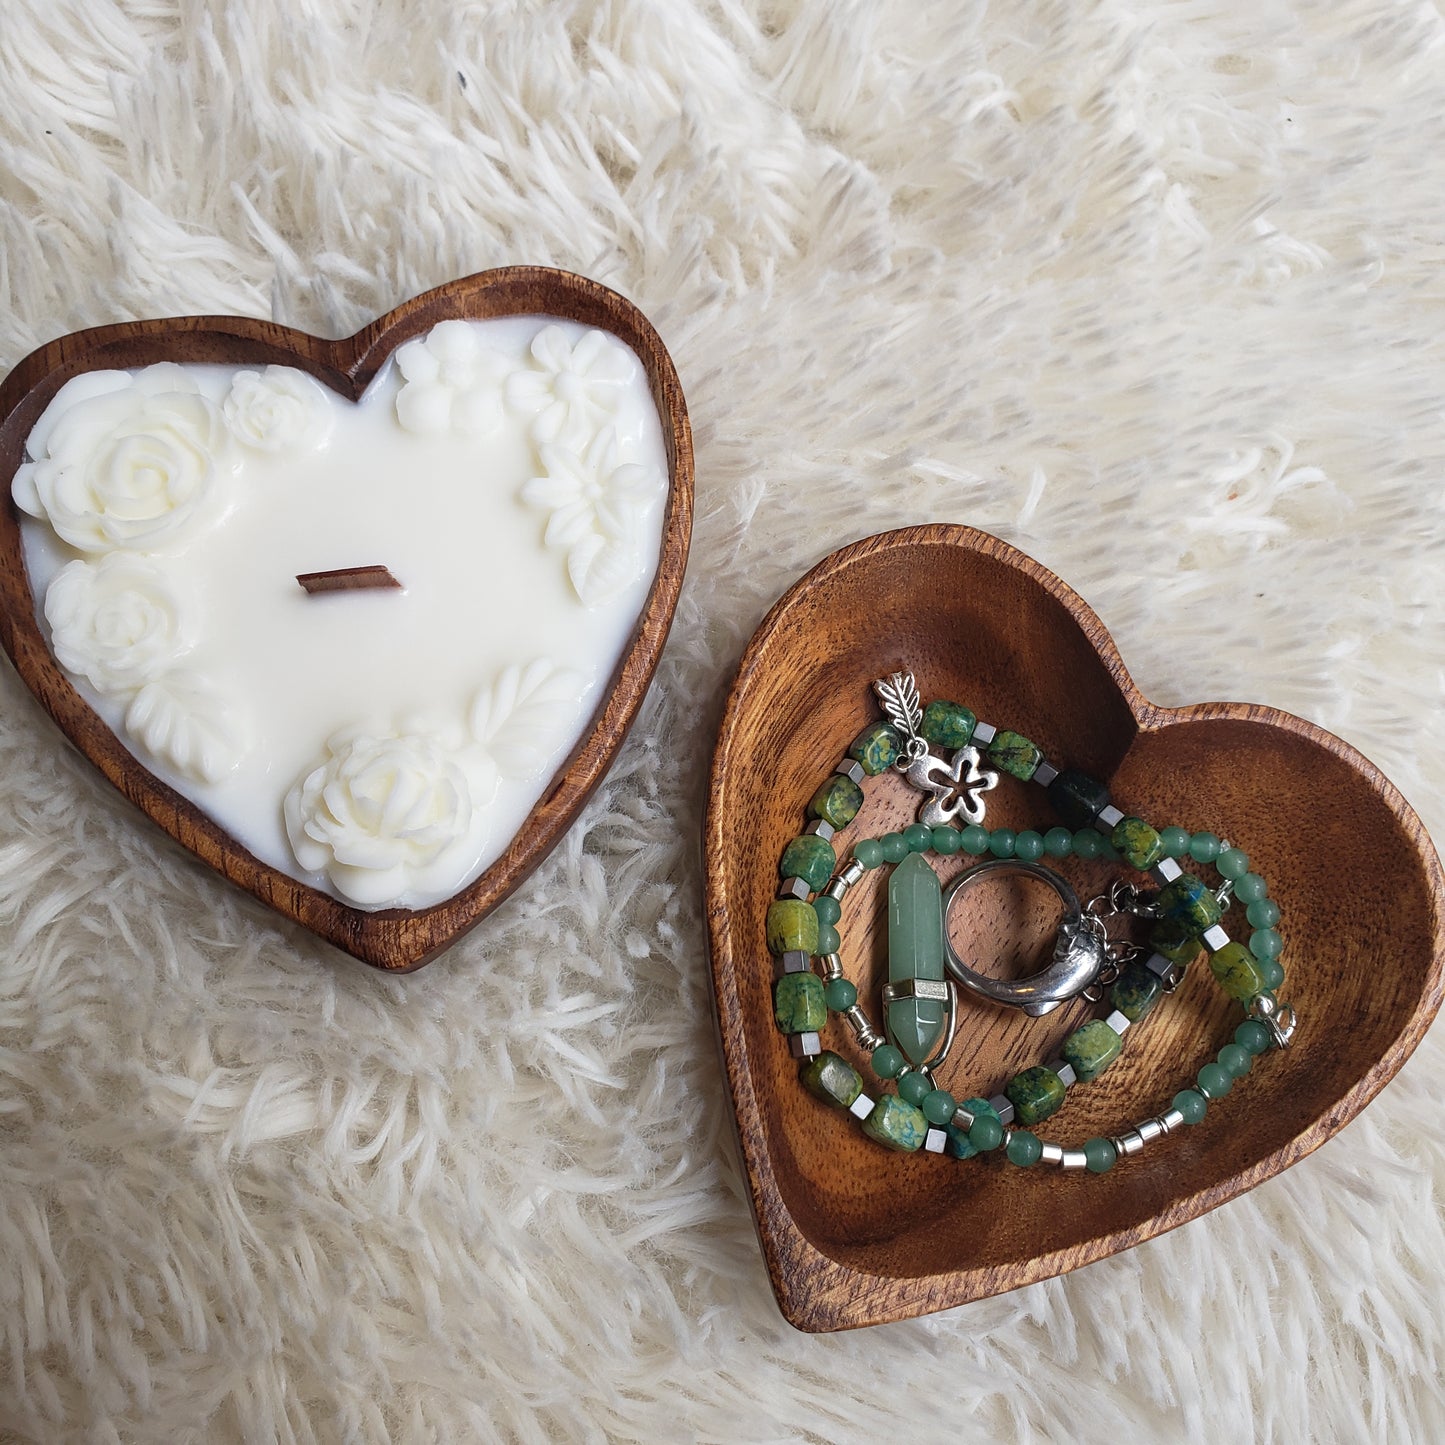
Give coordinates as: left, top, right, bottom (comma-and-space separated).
2, 1, 1444, 1440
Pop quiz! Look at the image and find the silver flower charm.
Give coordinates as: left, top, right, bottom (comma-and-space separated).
906, 745, 998, 827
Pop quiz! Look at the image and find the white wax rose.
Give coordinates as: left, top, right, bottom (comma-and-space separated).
13, 363, 234, 554
506, 324, 637, 447
44, 553, 194, 697
394, 320, 506, 434
284, 725, 499, 908
222, 365, 334, 451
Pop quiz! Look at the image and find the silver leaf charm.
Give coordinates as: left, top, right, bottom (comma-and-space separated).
905, 745, 998, 826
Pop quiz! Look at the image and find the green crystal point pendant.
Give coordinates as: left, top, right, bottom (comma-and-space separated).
886, 851, 948, 1066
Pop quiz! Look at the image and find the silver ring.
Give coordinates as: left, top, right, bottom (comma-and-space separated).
942, 859, 1107, 1016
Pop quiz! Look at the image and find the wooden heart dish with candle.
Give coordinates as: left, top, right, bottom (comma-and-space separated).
0, 269, 692, 971
705, 524, 1445, 1331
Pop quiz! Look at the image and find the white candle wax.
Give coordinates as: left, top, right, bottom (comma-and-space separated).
14, 316, 670, 910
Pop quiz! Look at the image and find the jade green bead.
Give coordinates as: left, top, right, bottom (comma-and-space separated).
809, 774, 864, 830
903, 823, 933, 853
1260, 957, 1285, 990
1083, 1137, 1117, 1173
920, 699, 976, 750
766, 899, 819, 955
778, 834, 835, 892
987, 729, 1042, 781
932, 825, 962, 855
922, 1089, 956, 1125
960, 825, 989, 854
1173, 1088, 1208, 1124
1007, 1130, 1043, 1167
1216, 846, 1249, 879
773, 972, 827, 1033
1014, 829, 1046, 861
813, 894, 841, 926
1218, 1043, 1252, 1078
944, 1097, 998, 1159
853, 838, 885, 870
898, 1070, 930, 1105
1251, 928, 1284, 961
814, 923, 840, 957
1073, 828, 1104, 860
1043, 827, 1072, 858
824, 977, 857, 1012
848, 721, 901, 776
1061, 1019, 1123, 1082
1235, 1019, 1273, 1055
801, 1051, 863, 1109
988, 828, 1017, 858
1047, 770, 1109, 830
1208, 941, 1268, 1003
1197, 1062, 1234, 1098
880, 832, 909, 864
1160, 826, 1192, 859
861, 1095, 929, 1152
1234, 872, 1268, 904
1189, 831, 1222, 863
1112, 816, 1164, 870
871, 1043, 905, 1079
1006, 1066, 1067, 1126
969, 1115, 1004, 1151
1246, 898, 1281, 929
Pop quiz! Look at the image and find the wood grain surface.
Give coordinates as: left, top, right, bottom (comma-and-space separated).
704, 524, 1445, 1331
0, 268, 693, 971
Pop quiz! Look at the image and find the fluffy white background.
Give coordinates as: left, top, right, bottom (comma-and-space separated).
1, 1, 1442, 1440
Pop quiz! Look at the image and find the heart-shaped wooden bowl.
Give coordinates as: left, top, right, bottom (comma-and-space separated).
705, 524, 1445, 1331
0, 268, 693, 971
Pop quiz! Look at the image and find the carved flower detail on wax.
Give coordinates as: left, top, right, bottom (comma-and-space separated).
506, 324, 637, 446
521, 430, 659, 607
393, 319, 507, 434
284, 725, 499, 909
13, 363, 235, 554
223, 365, 334, 451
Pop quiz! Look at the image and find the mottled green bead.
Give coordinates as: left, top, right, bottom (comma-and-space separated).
903, 823, 933, 853
1235, 1019, 1273, 1056
898, 1070, 930, 1106
809, 774, 864, 829
1110, 960, 1163, 1022
1173, 1088, 1208, 1124
1219, 1043, 1252, 1079
1160, 826, 1192, 859
1044, 827, 1072, 858
773, 972, 826, 1033
1073, 827, 1104, 860
813, 894, 841, 926
988, 828, 1017, 858
823, 977, 857, 1012
853, 837, 884, 870
778, 834, 835, 892
988, 729, 1042, 781
814, 923, 840, 957
922, 1088, 956, 1125
1260, 957, 1285, 991
1015, 829, 1045, 861
919, 700, 976, 750
1158, 874, 1224, 933
861, 1095, 929, 1152
1251, 928, 1284, 961
969, 1114, 1004, 1151
766, 899, 818, 956
1062, 1019, 1123, 1082
1083, 1137, 1117, 1173
1189, 831, 1222, 863
880, 832, 909, 863
801, 1050, 863, 1109
1246, 898, 1281, 929
848, 721, 901, 776
932, 825, 962, 855
1047, 770, 1110, 829
1006, 1066, 1067, 1127
959, 825, 989, 854
1149, 916, 1203, 966
1234, 872, 1268, 904
1197, 1062, 1233, 1098
1216, 846, 1250, 879
1007, 1130, 1043, 1167
871, 1043, 905, 1079
1209, 941, 1268, 1003
945, 1097, 997, 1159
1112, 816, 1164, 870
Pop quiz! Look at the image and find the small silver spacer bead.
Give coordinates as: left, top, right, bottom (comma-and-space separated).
1039, 1141, 1065, 1166
839, 859, 867, 887
777, 876, 811, 901
1060, 1148, 1089, 1170
776, 951, 811, 976
1161, 1107, 1186, 1131
789, 1032, 821, 1059
1145, 951, 1175, 978
1150, 856, 1184, 884
1033, 759, 1059, 788
972, 720, 997, 745
823, 876, 850, 901
849, 1092, 875, 1121
924, 1127, 948, 1154
1202, 923, 1231, 952
988, 1093, 1015, 1126
1136, 1117, 1169, 1144
1104, 1009, 1131, 1035
1097, 804, 1125, 830
844, 1006, 883, 1051
1047, 1059, 1078, 1089
835, 759, 866, 785
820, 952, 843, 980
1112, 1129, 1146, 1157
805, 818, 836, 842
950, 1104, 976, 1130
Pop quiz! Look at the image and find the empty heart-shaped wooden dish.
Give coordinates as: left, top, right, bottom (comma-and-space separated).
705, 524, 1444, 1331
0, 268, 693, 971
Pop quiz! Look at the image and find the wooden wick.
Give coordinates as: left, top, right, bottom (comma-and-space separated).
296, 565, 403, 595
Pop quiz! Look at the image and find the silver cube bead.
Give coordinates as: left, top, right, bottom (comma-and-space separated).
835, 759, 866, 786
777, 876, 811, 901
1150, 856, 1183, 884
1202, 923, 1231, 952
1104, 1009, 1132, 1035
972, 721, 997, 745
988, 1093, 1015, 1126
1145, 951, 1175, 977
1097, 804, 1125, 830
924, 1127, 947, 1154
778, 951, 811, 975
805, 818, 836, 842
1033, 760, 1059, 788
1045, 1059, 1077, 1089
789, 1032, 821, 1059
849, 1092, 875, 1121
